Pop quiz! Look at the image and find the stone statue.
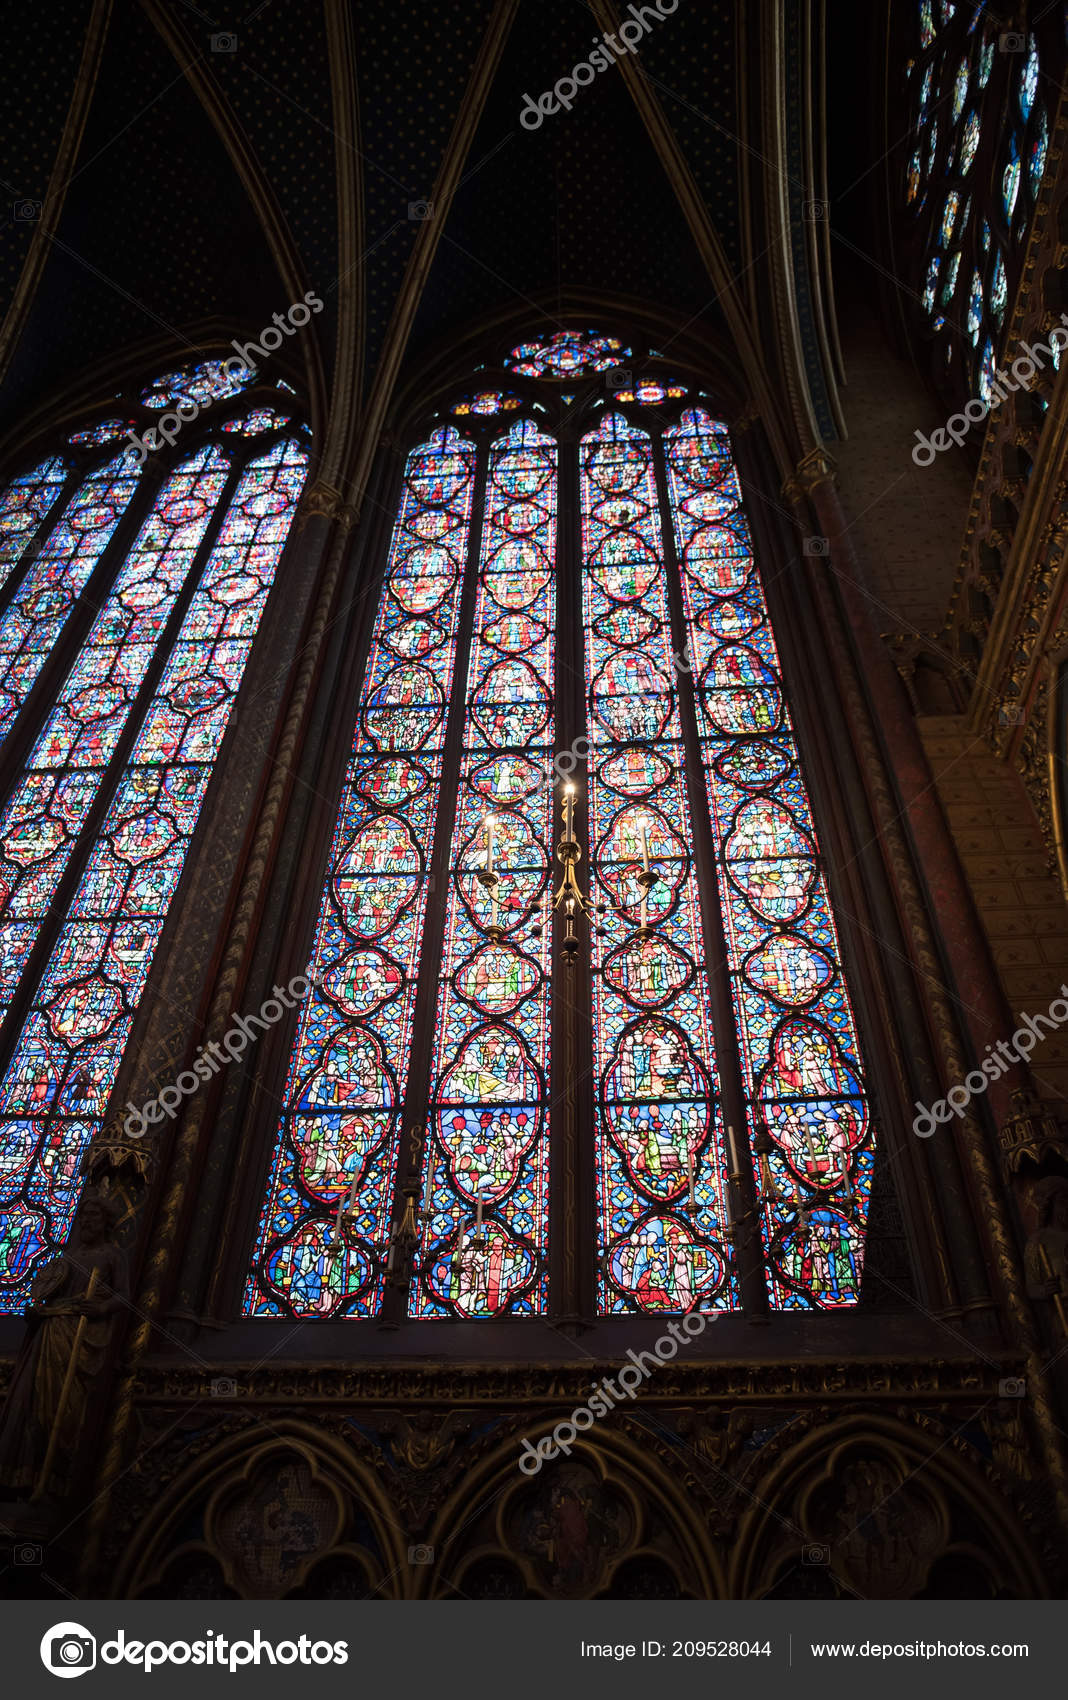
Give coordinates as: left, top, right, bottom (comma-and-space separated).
1024, 1176, 1068, 1312
0, 1189, 129, 1504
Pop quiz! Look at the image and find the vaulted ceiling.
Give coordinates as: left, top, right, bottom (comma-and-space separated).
0, 0, 848, 482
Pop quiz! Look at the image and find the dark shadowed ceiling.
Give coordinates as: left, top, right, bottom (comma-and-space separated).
0, 0, 847, 467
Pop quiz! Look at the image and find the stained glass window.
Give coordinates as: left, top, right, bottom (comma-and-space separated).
1019, 35, 1039, 120
951, 59, 969, 121
958, 111, 980, 172
919, 63, 933, 117
0, 447, 230, 1009
939, 191, 960, 246
68, 421, 138, 447
450, 391, 523, 417
903, 6, 1054, 402
967, 270, 985, 343
941, 251, 961, 305
0, 363, 309, 1307
581, 413, 731, 1314
1003, 140, 1021, 221
141, 359, 256, 410
245, 336, 880, 1321
907, 150, 922, 204
504, 330, 631, 379
614, 384, 687, 404
977, 38, 994, 86
0, 453, 143, 744
1030, 108, 1049, 195
246, 427, 476, 1318
414, 420, 556, 1318
979, 340, 997, 402
664, 409, 871, 1307
990, 251, 1007, 324
219, 408, 292, 435
0, 456, 69, 593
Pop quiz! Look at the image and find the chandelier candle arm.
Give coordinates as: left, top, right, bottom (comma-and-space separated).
726, 1122, 742, 1179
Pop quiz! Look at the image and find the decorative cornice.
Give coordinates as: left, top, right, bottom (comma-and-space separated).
131, 1355, 1012, 1407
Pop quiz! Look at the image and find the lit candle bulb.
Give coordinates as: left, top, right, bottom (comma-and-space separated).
804, 1122, 820, 1175
484, 814, 496, 876
726, 1122, 741, 1176
687, 1146, 696, 1209
564, 784, 575, 842
639, 816, 651, 872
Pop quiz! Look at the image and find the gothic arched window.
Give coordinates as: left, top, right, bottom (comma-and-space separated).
902, 4, 1054, 401
245, 330, 875, 1321
0, 359, 310, 1307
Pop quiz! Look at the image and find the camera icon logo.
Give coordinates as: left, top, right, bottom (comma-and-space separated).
998, 1376, 1026, 1399
408, 200, 434, 221
606, 366, 633, 390
408, 1543, 434, 1564
802, 199, 828, 221
999, 31, 1025, 52
803, 1543, 830, 1565
803, 536, 830, 558
14, 200, 41, 221
40, 1623, 97, 1679
210, 32, 237, 52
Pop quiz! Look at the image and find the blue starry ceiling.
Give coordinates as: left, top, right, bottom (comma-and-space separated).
0, 0, 94, 319
0, 0, 280, 435
201, 3, 340, 364
408, 0, 718, 370
0, 0, 760, 440
355, 0, 500, 387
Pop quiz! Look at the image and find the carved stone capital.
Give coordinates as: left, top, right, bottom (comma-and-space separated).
297, 479, 358, 533
794, 445, 837, 494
